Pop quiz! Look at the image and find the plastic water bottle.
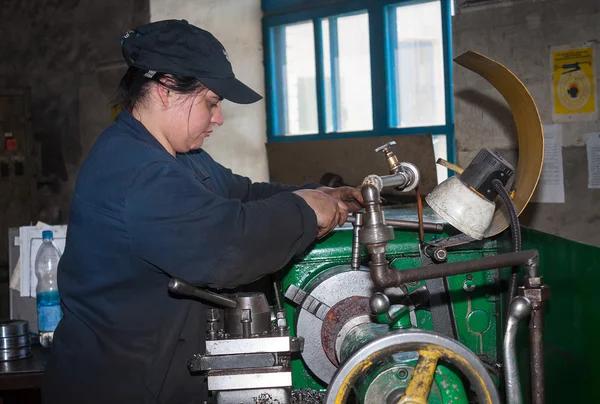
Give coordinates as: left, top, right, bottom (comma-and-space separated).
35, 230, 63, 347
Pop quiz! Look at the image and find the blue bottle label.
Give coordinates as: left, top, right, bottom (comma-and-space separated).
37, 291, 63, 331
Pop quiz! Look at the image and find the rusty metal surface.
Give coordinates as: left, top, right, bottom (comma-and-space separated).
416, 186, 425, 244
320, 296, 371, 367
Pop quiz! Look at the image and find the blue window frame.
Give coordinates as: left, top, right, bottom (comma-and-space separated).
262, 0, 455, 168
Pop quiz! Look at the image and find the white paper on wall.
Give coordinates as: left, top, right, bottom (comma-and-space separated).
586, 132, 600, 189
531, 124, 565, 203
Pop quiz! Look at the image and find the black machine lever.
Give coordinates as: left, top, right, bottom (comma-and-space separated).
168, 277, 238, 309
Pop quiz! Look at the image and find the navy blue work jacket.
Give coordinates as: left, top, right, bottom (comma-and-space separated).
42, 110, 318, 403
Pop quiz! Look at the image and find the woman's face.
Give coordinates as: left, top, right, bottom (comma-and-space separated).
164, 88, 224, 152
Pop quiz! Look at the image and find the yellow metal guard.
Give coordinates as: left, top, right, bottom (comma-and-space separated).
454, 51, 544, 237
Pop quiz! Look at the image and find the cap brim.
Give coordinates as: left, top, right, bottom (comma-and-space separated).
200, 77, 262, 104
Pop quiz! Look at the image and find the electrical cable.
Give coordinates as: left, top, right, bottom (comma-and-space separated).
491, 179, 521, 319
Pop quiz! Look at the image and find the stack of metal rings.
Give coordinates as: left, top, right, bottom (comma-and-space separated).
0, 320, 32, 361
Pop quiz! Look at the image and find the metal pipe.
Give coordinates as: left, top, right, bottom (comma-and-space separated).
503, 296, 532, 404
524, 259, 540, 278
521, 270, 547, 403
362, 182, 381, 201
350, 212, 364, 270
366, 248, 390, 286
379, 172, 409, 189
386, 219, 444, 233
359, 185, 394, 246
346, 217, 443, 233
369, 250, 539, 288
530, 309, 545, 404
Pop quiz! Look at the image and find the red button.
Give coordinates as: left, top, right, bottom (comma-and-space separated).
5, 138, 17, 151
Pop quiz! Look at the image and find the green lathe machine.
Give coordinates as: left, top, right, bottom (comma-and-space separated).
171, 52, 599, 404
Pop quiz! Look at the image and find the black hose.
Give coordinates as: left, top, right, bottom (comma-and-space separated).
491, 179, 522, 318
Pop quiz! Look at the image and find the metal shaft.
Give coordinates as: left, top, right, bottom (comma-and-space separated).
346, 216, 443, 233
530, 309, 545, 404
241, 309, 252, 338
503, 296, 532, 404
351, 212, 364, 270
385, 219, 444, 233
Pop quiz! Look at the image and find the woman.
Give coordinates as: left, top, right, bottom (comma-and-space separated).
42, 20, 362, 403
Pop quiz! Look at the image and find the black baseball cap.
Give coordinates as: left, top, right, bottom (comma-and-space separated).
120, 19, 262, 104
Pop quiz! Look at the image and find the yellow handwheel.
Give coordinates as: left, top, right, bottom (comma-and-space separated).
324, 329, 500, 404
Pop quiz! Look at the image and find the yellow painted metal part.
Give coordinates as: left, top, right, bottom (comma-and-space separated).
334, 359, 374, 404
398, 350, 440, 404
333, 343, 494, 404
454, 51, 544, 237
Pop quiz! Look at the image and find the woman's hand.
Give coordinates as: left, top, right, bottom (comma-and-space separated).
317, 186, 364, 213
293, 189, 347, 238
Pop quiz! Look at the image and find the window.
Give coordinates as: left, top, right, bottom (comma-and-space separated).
263, 0, 455, 182
272, 21, 318, 135
389, 1, 445, 128
322, 12, 373, 132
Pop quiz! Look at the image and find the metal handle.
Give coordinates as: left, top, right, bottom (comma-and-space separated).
168, 277, 238, 308
503, 296, 532, 404
374, 141, 397, 154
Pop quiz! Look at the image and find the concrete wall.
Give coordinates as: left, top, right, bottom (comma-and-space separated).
453, 0, 600, 246
0, 0, 150, 225
150, 0, 270, 182
0, 0, 148, 317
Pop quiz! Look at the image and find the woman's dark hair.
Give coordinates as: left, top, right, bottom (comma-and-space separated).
113, 66, 207, 110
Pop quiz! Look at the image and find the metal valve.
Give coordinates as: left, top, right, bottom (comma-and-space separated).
375, 141, 402, 174
372, 141, 420, 193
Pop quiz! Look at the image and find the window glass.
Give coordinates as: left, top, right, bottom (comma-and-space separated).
276, 21, 318, 135
391, 1, 445, 128
322, 12, 373, 132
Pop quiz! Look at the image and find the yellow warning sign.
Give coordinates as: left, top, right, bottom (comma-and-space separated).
551, 45, 597, 122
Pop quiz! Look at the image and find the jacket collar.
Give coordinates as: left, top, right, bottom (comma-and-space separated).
115, 109, 166, 150
115, 109, 211, 182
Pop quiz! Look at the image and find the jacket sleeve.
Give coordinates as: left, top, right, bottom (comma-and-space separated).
208, 159, 321, 202
228, 173, 322, 202
124, 161, 318, 288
